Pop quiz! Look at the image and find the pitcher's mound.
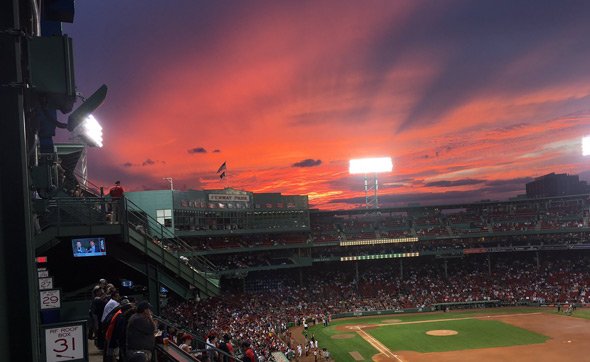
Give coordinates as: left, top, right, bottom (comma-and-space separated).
332, 333, 355, 339
426, 330, 458, 336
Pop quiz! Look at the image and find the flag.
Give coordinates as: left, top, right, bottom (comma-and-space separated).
219, 171, 226, 179
216, 162, 226, 173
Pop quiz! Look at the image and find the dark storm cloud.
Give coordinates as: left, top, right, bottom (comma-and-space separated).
362, 0, 590, 132
188, 147, 207, 154
425, 179, 485, 187
212, 149, 221, 153
480, 177, 533, 193
122, 162, 133, 168
331, 175, 536, 207
292, 159, 322, 168
330, 189, 490, 207
142, 159, 156, 166
484, 177, 533, 187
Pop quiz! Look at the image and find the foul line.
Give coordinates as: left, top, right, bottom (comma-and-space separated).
352, 312, 542, 361
355, 327, 403, 362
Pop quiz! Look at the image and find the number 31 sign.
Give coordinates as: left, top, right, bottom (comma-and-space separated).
43, 321, 87, 362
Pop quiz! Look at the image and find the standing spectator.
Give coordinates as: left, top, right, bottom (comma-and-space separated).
126, 301, 156, 362
114, 303, 137, 362
205, 334, 217, 362
241, 341, 256, 362
104, 298, 131, 362
109, 180, 125, 223
89, 286, 106, 341
101, 290, 121, 323
218, 334, 234, 362
91, 287, 108, 349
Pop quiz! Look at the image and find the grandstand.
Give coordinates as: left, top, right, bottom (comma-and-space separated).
33, 162, 590, 360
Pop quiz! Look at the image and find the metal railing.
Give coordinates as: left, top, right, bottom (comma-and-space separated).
36, 172, 220, 295
37, 197, 112, 229
124, 198, 218, 273
154, 316, 236, 362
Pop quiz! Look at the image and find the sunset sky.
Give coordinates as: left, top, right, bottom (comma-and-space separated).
61, 1, 590, 210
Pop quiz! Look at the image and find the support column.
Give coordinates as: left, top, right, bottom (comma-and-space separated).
0, 1, 40, 361
374, 173, 379, 209
146, 263, 160, 315
488, 254, 491, 276
364, 174, 369, 209
535, 251, 540, 269
443, 259, 448, 279
355, 261, 359, 291
399, 259, 403, 280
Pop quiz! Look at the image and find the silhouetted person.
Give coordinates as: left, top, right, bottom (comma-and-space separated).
108, 181, 124, 223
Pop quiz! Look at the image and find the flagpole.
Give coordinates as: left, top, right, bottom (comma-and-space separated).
217, 161, 228, 189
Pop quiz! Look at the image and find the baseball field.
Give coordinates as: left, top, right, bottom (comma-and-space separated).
300, 307, 590, 361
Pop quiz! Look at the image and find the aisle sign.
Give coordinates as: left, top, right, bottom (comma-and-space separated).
39, 277, 53, 290
43, 321, 87, 362
40, 289, 61, 310
38, 270, 49, 278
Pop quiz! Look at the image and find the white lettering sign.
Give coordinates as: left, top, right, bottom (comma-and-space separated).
45, 323, 85, 361
40, 289, 61, 310
39, 277, 53, 290
208, 194, 250, 202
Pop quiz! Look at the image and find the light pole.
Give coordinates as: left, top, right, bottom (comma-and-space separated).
349, 157, 393, 209
163, 177, 174, 191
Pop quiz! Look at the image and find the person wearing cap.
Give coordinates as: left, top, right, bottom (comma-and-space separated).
126, 301, 156, 361
108, 180, 125, 223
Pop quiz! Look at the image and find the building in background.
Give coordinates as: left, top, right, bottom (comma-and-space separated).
526, 173, 589, 198
125, 188, 310, 237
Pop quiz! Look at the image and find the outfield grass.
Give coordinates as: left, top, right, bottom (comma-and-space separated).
308, 308, 549, 362
369, 318, 548, 353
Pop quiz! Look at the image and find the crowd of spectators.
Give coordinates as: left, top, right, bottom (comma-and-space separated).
161, 253, 590, 360
89, 278, 158, 362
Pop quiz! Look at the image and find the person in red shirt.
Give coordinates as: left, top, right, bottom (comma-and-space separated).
108, 181, 124, 223
241, 341, 256, 362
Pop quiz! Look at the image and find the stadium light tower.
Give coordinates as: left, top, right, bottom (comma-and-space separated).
349, 157, 393, 209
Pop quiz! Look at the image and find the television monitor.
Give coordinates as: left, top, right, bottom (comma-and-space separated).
72, 237, 106, 257
121, 279, 134, 288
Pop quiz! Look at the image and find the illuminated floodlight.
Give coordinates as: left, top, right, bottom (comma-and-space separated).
583, 136, 590, 156
67, 84, 107, 148
71, 114, 103, 147
349, 156, 393, 209
349, 157, 393, 174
